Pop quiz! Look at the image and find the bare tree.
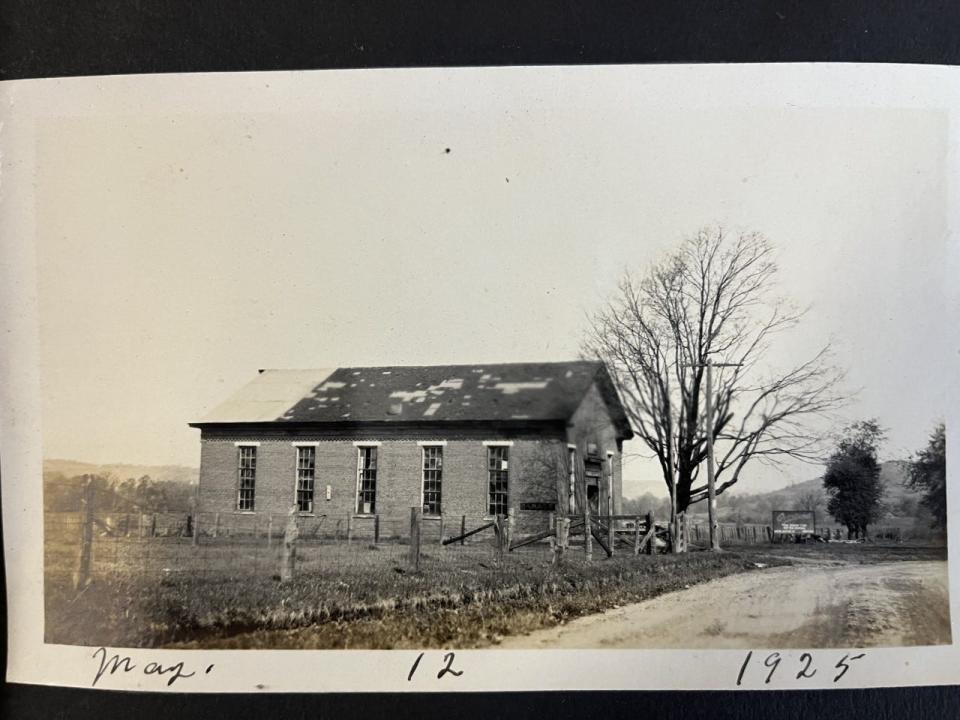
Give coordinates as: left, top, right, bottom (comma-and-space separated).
795, 488, 826, 516
582, 227, 846, 526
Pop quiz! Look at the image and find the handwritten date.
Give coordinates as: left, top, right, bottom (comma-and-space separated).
736, 650, 866, 686
92, 647, 213, 687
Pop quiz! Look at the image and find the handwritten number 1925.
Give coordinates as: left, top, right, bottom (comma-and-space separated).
737, 651, 864, 686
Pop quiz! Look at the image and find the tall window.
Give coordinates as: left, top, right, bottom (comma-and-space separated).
487, 445, 509, 516
422, 445, 443, 515
237, 445, 257, 511
296, 446, 316, 513
356, 446, 378, 514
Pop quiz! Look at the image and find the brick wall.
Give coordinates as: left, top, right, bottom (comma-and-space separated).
566, 381, 624, 515
195, 380, 627, 539
197, 427, 569, 538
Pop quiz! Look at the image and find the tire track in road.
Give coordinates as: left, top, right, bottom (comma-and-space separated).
498, 560, 951, 649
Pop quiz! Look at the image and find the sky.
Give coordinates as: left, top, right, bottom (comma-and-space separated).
33, 69, 950, 497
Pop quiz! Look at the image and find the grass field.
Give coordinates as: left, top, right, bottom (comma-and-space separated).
44, 512, 947, 650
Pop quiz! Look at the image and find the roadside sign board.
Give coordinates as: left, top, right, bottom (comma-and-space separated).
772, 510, 816, 535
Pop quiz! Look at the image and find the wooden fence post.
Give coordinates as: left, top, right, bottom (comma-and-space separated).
138, 511, 145, 539
409, 506, 422, 571
606, 495, 615, 555
267, 514, 273, 547
493, 515, 506, 567
583, 507, 593, 562
346, 513, 353, 545
192, 512, 201, 546
72, 477, 94, 591
646, 511, 655, 555
460, 515, 466, 546
213, 512, 220, 539
438, 514, 445, 546
150, 513, 157, 538
280, 507, 298, 582
552, 516, 566, 566
633, 515, 642, 555
374, 514, 380, 545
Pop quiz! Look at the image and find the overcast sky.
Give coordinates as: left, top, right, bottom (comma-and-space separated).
34, 69, 950, 497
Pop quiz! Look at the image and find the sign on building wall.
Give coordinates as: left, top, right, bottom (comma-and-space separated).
771, 510, 816, 535
519, 502, 556, 511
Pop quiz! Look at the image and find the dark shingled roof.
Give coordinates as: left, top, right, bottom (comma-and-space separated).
192, 361, 633, 440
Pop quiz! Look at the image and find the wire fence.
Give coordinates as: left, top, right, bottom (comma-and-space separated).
47, 514, 924, 596
46, 501, 677, 589
47, 480, 921, 591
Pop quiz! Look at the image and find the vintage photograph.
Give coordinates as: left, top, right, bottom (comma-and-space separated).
24, 68, 951, 655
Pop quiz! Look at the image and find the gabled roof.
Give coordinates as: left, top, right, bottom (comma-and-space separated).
191, 361, 633, 440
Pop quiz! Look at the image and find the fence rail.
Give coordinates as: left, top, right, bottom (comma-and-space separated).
47, 501, 678, 590
51, 478, 914, 591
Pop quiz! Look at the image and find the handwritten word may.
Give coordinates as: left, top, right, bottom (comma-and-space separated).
92, 647, 214, 687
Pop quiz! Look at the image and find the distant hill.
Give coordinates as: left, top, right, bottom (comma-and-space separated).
43, 459, 198, 513
718, 460, 913, 517
680, 460, 936, 537
43, 458, 198, 485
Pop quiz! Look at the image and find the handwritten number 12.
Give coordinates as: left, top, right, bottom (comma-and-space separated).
408, 652, 463, 682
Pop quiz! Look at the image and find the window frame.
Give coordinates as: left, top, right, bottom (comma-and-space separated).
293, 443, 318, 514
354, 444, 379, 516
485, 442, 510, 517
420, 443, 444, 517
235, 443, 258, 512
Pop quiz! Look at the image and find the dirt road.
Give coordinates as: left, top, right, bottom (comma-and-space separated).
499, 560, 951, 649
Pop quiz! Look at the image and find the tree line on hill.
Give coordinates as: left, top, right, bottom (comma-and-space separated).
624, 419, 946, 540
44, 472, 196, 513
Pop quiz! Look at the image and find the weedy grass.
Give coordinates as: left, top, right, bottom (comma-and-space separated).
45, 540, 791, 648
45, 515, 943, 651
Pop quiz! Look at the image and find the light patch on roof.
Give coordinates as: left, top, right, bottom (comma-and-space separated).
423, 402, 442, 417
199, 368, 337, 423
565, 370, 573, 378
391, 389, 428, 402
390, 378, 464, 403
493, 380, 551, 394
319, 381, 346, 390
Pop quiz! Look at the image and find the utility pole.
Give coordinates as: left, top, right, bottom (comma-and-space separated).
664, 370, 679, 554
704, 360, 719, 551
686, 358, 742, 551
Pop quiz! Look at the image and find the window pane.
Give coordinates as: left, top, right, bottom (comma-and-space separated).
487, 446, 508, 516
297, 446, 316, 513
357, 446, 377, 514
237, 446, 257, 511
422, 446, 442, 515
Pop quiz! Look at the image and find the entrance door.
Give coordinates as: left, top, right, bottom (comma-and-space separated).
586, 484, 600, 516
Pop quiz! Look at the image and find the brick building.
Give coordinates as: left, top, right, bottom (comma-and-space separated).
190, 361, 633, 536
